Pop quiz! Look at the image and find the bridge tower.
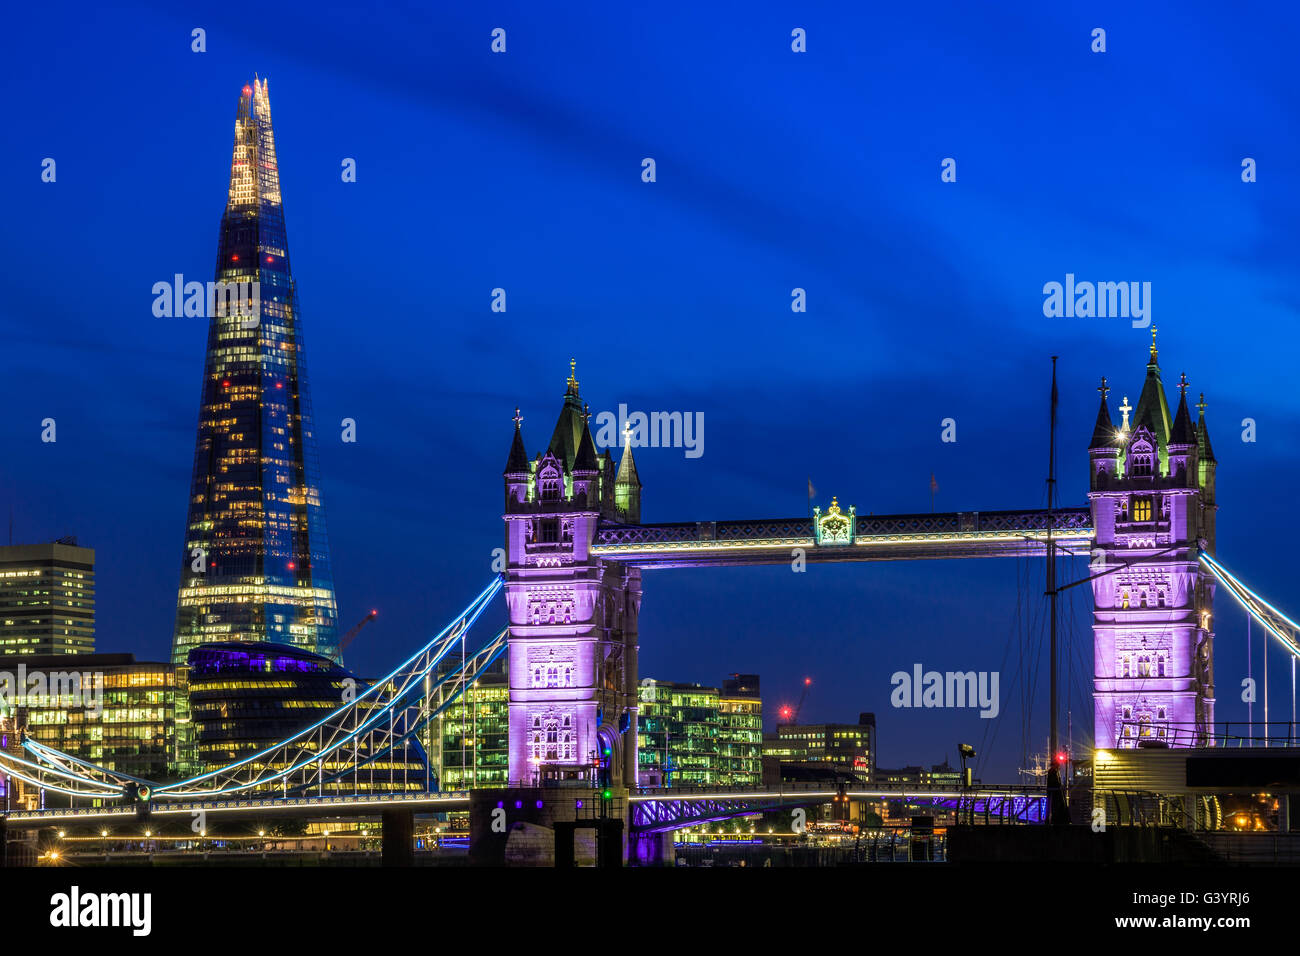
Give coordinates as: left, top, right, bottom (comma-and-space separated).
1088, 334, 1217, 749
502, 362, 643, 788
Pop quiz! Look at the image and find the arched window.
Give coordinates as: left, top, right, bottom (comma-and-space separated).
1121, 589, 1130, 610
540, 473, 560, 501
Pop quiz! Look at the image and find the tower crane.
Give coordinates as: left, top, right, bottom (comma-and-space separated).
778, 676, 813, 725
339, 609, 378, 652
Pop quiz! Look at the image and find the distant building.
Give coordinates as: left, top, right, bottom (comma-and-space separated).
763, 713, 876, 784
0, 540, 95, 655
637, 676, 763, 788
0, 652, 192, 781
428, 653, 509, 789
875, 759, 962, 789
186, 642, 427, 792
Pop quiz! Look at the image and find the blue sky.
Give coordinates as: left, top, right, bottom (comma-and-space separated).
2, 0, 1297, 779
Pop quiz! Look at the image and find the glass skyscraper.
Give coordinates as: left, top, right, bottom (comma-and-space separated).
172, 78, 339, 665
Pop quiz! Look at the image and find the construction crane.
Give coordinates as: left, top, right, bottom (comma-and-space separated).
778, 677, 812, 725
339, 609, 378, 652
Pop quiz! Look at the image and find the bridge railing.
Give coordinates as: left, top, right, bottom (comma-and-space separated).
1113, 719, 1300, 749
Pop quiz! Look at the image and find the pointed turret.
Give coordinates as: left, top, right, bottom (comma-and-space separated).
574, 418, 599, 473
1131, 328, 1172, 455
547, 358, 586, 471
504, 408, 529, 475
614, 431, 642, 523
1089, 382, 1116, 450
1196, 392, 1216, 463
1169, 377, 1197, 447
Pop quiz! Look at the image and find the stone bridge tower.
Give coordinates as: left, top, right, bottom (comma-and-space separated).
1088, 334, 1217, 749
502, 362, 643, 788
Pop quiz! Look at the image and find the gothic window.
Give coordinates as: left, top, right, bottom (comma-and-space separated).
532, 666, 542, 687
531, 607, 540, 625
532, 716, 541, 729
563, 665, 573, 687
1120, 655, 1131, 678
562, 520, 574, 543
1131, 453, 1154, 477
563, 715, 571, 728
1157, 590, 1166, 608
1138, 654, 1152, 677
540, 473, 560, 501
1132, 497, 1153, 522
1121, 589, 1130, 609
539, 519, 559, 544
547, 665, 559, 687
1139, 591, 1148, 608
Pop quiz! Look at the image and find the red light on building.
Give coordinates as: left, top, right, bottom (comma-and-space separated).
221, 380, 231, 387
1055, 751, 1069, 764
265, 256, 274, 263
287, 561, 296, 570
231, 254, 239, 261
275, 382, 283, 389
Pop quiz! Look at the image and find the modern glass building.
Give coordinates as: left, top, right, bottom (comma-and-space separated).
0, 540, 95, 656
637, 676, 764, 788
186, 642, 428, 792
428, 654, 509, 790
0, 653, 193, 780
763, 713, 876, 783
172, 77, 338, 665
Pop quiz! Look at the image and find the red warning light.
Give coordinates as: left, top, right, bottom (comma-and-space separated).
804, 677, 812, 686
265, 256, 274, 263
231, 254, 239, 261
221, 380, 231, 387
287, 561, 296, 570
1055, 751, 1069, 765
275, 382, 283, 389
242, 85, 252, 96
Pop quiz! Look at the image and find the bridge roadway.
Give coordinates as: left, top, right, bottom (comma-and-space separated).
1, 782, 1045, 831
591, 508, 1093, 568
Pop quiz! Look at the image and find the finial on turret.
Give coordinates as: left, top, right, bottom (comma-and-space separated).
1149, 327, 1159, 363
1197, 392, 1207, 417
1178, 372, 1189, 398
513, 407, 523, 429
1119, 395, 1132, 432
582, 402, 591, 424
1098, 376, 1109, 401
566, 357, 578, 394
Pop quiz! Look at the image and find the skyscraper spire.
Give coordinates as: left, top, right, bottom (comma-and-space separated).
172, 78, 339, 665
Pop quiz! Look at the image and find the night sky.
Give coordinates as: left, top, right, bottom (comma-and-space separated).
3, 1, 1297, 781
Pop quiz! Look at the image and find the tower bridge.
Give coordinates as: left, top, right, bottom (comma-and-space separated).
6, 337, 1298, 867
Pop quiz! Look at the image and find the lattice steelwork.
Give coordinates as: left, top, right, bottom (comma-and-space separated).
172, 77, 339, 664
592, 508, 1093, 568
2, 580, 506, 801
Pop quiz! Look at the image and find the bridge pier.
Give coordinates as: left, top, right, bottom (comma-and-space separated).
627, 829, 673, 866
381, 809, 414, 867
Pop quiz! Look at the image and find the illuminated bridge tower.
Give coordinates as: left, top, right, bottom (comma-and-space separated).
1088, 334, 1217, 748
503, 363, 642, 788
172, 78, 339, 665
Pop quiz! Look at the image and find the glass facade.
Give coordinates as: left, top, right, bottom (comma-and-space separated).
172, 78, 338, 665
0, 653, 193, 779
637, 676, 763, 788
0, 542, 95, 656
764, 714, 876, 783
186, 642, 428, 792
427, 654, 509, 790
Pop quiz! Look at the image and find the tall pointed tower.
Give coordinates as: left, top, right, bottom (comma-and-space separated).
502, 362, 642, 788
1089, 333, 1216, 748
172, 79, 339, 665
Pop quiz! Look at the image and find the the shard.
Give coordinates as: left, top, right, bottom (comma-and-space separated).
172, 78, 339, 664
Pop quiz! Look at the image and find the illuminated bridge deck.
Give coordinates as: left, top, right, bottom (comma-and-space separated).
0, 791, 472, 829
593, 508, 1093, 568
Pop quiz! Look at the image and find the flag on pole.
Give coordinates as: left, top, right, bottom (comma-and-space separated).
930, 473, 938, 495
808, 478, 816, 500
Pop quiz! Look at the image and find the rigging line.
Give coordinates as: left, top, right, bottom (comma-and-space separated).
977, 556, 1027, 778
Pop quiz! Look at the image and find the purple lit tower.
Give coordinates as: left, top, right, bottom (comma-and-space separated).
502, 362, 643, 787
1089, 333, 1217, 748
